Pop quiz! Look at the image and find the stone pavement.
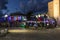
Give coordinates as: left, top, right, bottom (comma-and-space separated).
0, 28, 60, 40
0, 27, 60, 40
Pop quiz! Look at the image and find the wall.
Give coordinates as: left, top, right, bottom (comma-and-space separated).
48, 1, 53, 17
48, 0, 60, 19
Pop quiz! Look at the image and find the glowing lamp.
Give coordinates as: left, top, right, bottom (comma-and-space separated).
4, 15, 8, 17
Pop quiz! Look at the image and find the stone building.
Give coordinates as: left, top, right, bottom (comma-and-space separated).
48, 0, 60, 19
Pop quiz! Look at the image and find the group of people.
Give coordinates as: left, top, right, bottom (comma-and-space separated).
26, 14, 57, 29
0, 14, 57, 29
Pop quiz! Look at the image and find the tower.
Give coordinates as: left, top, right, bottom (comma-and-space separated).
48, 0, 60, 19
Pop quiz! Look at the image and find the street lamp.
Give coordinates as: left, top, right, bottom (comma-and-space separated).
4, 14, 8, 18
38, 14, 40, 17
36, 15, 38, 18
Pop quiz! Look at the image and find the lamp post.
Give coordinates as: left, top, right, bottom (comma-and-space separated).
4, 14, 8, 18
4, 10, 9, 28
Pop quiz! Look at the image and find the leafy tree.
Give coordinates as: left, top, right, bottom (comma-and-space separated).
0, 11, 4, 17
0, 0, 8, 17
0, 0, 8, 10
26, 11, 33, 20
10, 11, 26, 16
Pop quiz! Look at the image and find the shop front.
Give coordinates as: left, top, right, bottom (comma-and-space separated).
7, 16, 27, 28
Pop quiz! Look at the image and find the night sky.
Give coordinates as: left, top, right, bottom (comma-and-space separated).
2, 0, 52, 15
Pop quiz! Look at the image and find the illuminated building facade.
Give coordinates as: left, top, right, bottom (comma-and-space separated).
48, 1, 53, 17
48, 0, 60, 19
